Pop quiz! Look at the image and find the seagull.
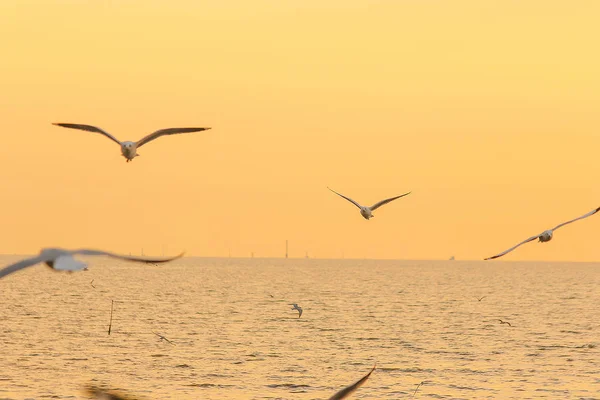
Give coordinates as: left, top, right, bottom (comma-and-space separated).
328, 365, 376, 400
328, 187, 411, 220
290, 303, 303, 318
153, 332, 174, 345
83, 385, 139, 400
485, 206, 600, 260
52, 123, 211, 162
0, 248, 184, 280
476, 296, 486, 302
498, 319, 512, 327
90, 279, 96, 289
411, 381, 425, 398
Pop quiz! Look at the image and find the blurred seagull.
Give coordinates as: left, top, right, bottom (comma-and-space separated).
153, 332, 174, 345
485, 206, 600, 260
52, 123, 211, 162
328, 365, 376, 400
498, 319, 512, 327
328, 187, 411, 220
290, 303, 303, 318
476, 296, 486, 302
0, 248, 184, 280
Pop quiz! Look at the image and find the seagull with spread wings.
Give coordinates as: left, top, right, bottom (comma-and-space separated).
52, 123, 211, 162
485, 206, 600, 260
290, 303, 303, 318
0, 248, 184, 279
328, 187, 411, 220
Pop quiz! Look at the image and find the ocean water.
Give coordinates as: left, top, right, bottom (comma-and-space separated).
1, 256, 599, 399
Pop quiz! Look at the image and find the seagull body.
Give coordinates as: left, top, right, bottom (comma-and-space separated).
153, 332, 174, 345
328, 365, 375, 400
327, 187, 411, 220
0, 248, 184, 279
498, 319, 512, 327
485, 206, 600, 260
52, 123, 211, 162
290, 303, 303, 318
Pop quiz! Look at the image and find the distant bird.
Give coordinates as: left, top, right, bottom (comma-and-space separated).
476, 296, 486, 302
328, 187, 411, 220
290, 303, 303, 318
90, 279, 96, 289
498, 319, 512, 327
52, 123, 211, 162
153, 332, 174, 345
0, 248, 184, 280
485, 206, 600, 260
328, 365, 376, 400
269, 294, 274, 298
411, 381, 425, 398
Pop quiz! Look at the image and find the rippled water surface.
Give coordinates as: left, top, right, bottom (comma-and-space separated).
1, 257, 599, 399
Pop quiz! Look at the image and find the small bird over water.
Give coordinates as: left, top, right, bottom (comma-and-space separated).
290, 303, 303, 318
52, 123, 211, 162
498, 319, 512, 327
485, 206, 600, 260
328, 365, 376, 400
328, 187, 411, 220
476, 296, 486, 302
0, 248, 184, 279
153, 332, 174, 345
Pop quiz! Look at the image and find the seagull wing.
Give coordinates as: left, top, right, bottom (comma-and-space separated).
370, 192, 411, 211
0, 255, 49, 279
551, 206, 600, 231
328, 365, 376, 400
298, 308, 303, 318
135, 127, 211, 148
484, 234, 540, 260
328, 187, 362, 209
52, 123, 122, 146
71, 249, 184, 264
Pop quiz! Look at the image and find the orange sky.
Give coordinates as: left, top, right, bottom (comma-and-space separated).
1, 1, 600, 261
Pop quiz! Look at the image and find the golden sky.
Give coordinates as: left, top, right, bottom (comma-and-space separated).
1, 0, 600, 261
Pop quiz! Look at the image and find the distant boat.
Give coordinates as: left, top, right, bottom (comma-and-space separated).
449, 256, 455, 260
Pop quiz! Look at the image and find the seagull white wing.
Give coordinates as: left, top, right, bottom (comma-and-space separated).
53, 255, 88, 271
135, 127, 211, 148
328, 187, 362, 209
484, 234, 540, 260
328, 365, 376, 400
71, 249, 185, 264
52, 123, 122, 146
551, 206, 600, 231
370, 192, 411, 211
0, 255, 49, 279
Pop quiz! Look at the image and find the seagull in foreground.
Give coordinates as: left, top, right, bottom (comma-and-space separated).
290, 303, 303, 318
0, 248, 184, 280
52, 123, 211, 162
498, 319, 512, 327
153, 332, 174, 345
328, 187, 411, 220
484, 206, 600, 260
328, 365, 376, 400
83, 385, 140, 400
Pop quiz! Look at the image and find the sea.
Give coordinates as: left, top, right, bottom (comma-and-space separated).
1, 256, 599, 399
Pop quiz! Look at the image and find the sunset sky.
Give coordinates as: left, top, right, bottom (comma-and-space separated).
1, 1, 599, 261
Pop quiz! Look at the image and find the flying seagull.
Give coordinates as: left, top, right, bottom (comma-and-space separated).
485, 206, 600, 260
328, 187, 411, 220
328, 365, 376, 400
153, 332, 174, 345
498, 319, 512, 327
476, 296, 486, 302
290, 303, 303, 318
0, 248, 184, 280
52, 123, 211, 162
